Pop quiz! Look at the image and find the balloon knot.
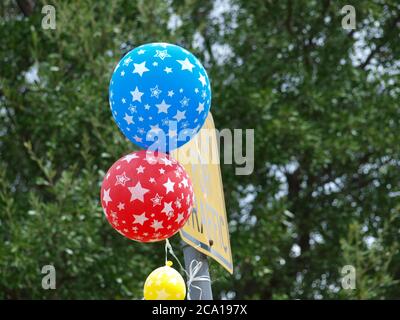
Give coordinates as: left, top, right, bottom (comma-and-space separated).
166, 260, 173, 267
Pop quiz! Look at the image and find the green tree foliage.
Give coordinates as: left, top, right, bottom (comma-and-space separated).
1, 0, 399, 299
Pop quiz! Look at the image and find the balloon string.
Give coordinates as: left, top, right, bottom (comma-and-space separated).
165, 238, 185, 271
164, 240, 211, 300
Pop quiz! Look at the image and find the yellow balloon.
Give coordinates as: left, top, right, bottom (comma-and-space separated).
144, 261, 186, 300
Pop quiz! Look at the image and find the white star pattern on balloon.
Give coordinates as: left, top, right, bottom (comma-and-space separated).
164, 67, 172, 74
155, 289, 170, 300
123, 113, 133, 125
176, 213, 184, 224
128, 181, 150, 202
174, 199, 182, 208
123, 57, 133, 66
115, 172, 131, 186
133, 212, 148, 225
177, 58, 195, 72
132, 61, 149, 77
162, 201, 174, 219
163, 178, 175, 194
198, 73, 207, 86
154, 50, 171, 60
136, 165, 145, 174
180, 97, 190, 107
113, 220, 120, 227
173, 110, 186, 122
156, 100, 171, 113
103, 188, 112, 206
150, 85, 162, 99
196, 102, 205, 113
151, 193, 163, 207
160, 157, 173, 166
186, 194, 191, 205
181, 177, 189, 188
151, 219, 163, 231
111, 211, 118, 219
130, 86, 144, 102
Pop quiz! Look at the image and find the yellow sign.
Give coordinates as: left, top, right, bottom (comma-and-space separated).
172, 113, 233, 274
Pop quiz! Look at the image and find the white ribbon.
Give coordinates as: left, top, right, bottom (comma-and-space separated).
186, 259, 211, 300
164, 239, 211, 300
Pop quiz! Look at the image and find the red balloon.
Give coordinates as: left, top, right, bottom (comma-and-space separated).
100, 150, 194, 242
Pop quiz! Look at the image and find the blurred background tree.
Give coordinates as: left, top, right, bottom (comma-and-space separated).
0, 0, 399, 299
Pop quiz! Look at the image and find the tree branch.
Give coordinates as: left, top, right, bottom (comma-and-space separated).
285, 0, 293, 35
360, 14, 400, 69
16, 0, 35, 17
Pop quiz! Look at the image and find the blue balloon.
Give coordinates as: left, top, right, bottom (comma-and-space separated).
109, 42, 211, 152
